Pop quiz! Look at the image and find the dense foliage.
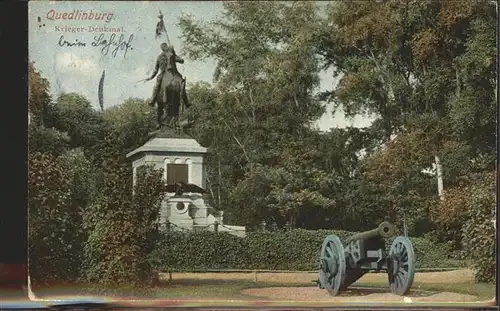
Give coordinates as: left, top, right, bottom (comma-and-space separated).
28, 63, 165, 287
461, 172, 496, 284
180, 0, 496, 282
82, 165, 165, 286
28, 0, 496, 288
28, 151, 83, 285
150, 230, 465, 272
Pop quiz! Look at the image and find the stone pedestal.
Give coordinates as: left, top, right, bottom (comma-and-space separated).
126, 129, 246, 237
166, 196, 194, 230
127, 132, 208, 231
127, 136, 208, 189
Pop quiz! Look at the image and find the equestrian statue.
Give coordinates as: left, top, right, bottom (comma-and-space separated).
146, 42, 190, 130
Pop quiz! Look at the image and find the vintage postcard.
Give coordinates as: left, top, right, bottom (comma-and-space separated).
27, 0, 497, 308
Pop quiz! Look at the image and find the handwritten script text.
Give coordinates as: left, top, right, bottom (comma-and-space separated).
91, 33, 134, 59
56, 33, 134, 59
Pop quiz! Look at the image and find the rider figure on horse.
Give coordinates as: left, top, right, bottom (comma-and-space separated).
146, 42, 185, 107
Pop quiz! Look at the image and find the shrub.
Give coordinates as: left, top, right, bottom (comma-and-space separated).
150, 231, 248, 271
150, 228, 465, 272
429, 185, 470, 250
28, 124, 70, 156
461, 171, 496, 283
245, 229, 352, 271
28, 151, 85, 285
82, 165, 165, 286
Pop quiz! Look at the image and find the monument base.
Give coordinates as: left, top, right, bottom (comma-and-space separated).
127, 128, 246, 237
148, 125, 192, 140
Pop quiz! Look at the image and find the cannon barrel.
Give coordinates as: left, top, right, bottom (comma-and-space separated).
345, 221, 395, 243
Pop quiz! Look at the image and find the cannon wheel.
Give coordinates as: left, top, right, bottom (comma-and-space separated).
319, 235, 346, 296
388, 236, 415, 296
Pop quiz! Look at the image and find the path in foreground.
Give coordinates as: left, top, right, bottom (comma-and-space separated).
242, 287, 480, 303
164, 269, 492, 304
164, 269, 475, 284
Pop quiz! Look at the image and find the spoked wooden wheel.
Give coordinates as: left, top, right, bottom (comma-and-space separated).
388, 236, 416, 295
318, 235, 346, 296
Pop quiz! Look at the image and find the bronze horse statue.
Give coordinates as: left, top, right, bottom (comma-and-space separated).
147, 43, 190, 130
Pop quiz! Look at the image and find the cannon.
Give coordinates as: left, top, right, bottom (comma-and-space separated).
318, 221, 415, 296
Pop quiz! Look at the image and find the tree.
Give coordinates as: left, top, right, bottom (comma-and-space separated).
316, 0, 496, 237
317, 0, 496, 189
186, 82, 246, 212
430, 184, 469, 250
82, 164, 165, 286
28, 151, 88, 285
102, 97, 157, 154
27, 57, 172, 289
28, 63, 95, 286
46, 93, 106, 150
461, 171, 496, 283
28, 61, 51, 127
180, 1, 325, 146
28, 124, 70, 156
80, 95, 166, 287
180, 2, 333, 228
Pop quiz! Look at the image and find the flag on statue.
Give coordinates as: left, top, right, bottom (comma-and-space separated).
155, 10, 171, 45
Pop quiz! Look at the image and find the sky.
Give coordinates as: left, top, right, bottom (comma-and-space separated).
28, 1, 372, 131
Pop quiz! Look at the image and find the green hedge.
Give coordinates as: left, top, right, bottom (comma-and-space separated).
149, 229, 467, 272
461, 173, 496, 283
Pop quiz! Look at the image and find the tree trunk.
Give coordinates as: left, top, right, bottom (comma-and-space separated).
205, 170, 217, 206
434, 154, 444, 200
290, 210, 298, 230
217, 159, 222, 207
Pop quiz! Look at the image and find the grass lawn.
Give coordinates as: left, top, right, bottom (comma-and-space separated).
31, 271, 496, 304
151, 278, 495, 302
31, 279, 309, 300
153, 279, 315, 300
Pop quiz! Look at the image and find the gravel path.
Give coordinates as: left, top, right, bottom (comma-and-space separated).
164, 269, 475, 284
161, 270, 483, 303
241, 286, 480, 303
